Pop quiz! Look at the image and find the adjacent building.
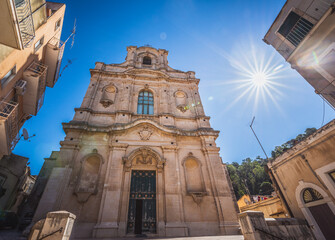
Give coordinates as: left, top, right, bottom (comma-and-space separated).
267, 119, 335, 240
0, 154, 35, 211
33, 46, 240, 238
264, 0, 335, 109
0, 0, 66, 158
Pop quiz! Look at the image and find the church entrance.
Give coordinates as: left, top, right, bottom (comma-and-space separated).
127, 170, 156, 234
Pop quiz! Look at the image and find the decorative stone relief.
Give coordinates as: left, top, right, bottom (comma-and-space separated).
138, 127, 153, 140
122, 147, 166, 172
190, 192, 206, 205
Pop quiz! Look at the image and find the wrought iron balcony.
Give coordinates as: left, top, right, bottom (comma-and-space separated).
45, 37, 65, 87
23, 61, 48, 115
0, 0, 35, 49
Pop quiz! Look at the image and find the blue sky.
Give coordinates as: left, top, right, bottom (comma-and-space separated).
13, 0, 335, 174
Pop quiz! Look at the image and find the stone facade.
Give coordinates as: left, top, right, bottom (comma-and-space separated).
34, 46, 240, 238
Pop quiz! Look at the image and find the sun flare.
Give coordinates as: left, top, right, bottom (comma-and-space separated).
212, 41, 291, 114
251, 72, 268, 87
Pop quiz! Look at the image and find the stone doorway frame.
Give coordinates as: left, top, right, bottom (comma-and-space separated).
121, 147, 166, 237
295, 181, 335, 240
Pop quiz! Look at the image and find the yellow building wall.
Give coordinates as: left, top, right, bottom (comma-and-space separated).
240, 196, 288, 218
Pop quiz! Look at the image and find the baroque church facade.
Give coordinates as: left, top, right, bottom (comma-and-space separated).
34, 46, 239, 238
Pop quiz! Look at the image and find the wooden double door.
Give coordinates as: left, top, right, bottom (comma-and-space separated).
309, 203, 335, 239
127, 170, 156, 234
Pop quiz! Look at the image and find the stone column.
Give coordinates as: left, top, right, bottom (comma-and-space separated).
157, 163, 166, 236
162, 145, 188, 237
93, 144, 128, 238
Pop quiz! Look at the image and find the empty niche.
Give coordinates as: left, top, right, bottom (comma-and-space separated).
175, 90, 187, 112
100, 85, 117, 107
184, 157, 204, 192
75, 154, 102, 202
183, 155, 206, 204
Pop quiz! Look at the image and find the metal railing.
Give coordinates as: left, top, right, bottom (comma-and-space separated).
0, 101, 19, 151
14, 0, 35, 48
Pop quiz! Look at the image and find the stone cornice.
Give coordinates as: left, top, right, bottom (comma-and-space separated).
62, 118, 219, 138
268, 119, 335, 169
74, 108, 211, 121
89, 68, 200, 84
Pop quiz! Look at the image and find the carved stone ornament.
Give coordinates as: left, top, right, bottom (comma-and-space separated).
122, 147, 166, 172
190, 192, 206, 205
177, 104, 188, 113
138, 127, 153, 141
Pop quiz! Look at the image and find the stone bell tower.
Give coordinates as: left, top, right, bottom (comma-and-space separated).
34, 46, 240, 239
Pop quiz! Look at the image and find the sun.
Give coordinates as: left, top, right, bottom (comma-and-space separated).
251, 72, 268, 87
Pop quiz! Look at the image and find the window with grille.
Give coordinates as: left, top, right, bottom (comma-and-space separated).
137, 91, 154, 115
34, 36, 44, 52
143, 56, 152, 65
329, 170, 335, 183
278, 11, 314, 47
302, 188, 323, 203
1, 66, 16, 88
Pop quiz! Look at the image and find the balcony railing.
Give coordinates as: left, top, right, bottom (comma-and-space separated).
14, 0, 35, 48
27, 61, 47, 102
45, 37, 65, 87
0, 101, 19, 154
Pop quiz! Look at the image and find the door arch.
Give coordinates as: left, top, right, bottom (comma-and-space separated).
296, 181, 335, 240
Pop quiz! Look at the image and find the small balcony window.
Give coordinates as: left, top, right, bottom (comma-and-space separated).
278, 11, 314, 47
55, 18, 61, 31
1, 66, 16, 88
34, 36, 44, 52
143, 56, 152, 65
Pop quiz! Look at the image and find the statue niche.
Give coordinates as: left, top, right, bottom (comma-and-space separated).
183, 152, 206, 204
75, 154, 102, 203
174, 90, 188, 112
100, 85, 117, 108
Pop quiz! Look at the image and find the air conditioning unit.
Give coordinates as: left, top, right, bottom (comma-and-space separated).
15, 80, 27, 95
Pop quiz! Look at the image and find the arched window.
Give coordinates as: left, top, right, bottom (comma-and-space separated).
303, 188, 323, 203
137, 91, 154, 115
143, 56, 151, 65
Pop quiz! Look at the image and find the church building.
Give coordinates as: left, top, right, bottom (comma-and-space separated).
33, 46, 240, 238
